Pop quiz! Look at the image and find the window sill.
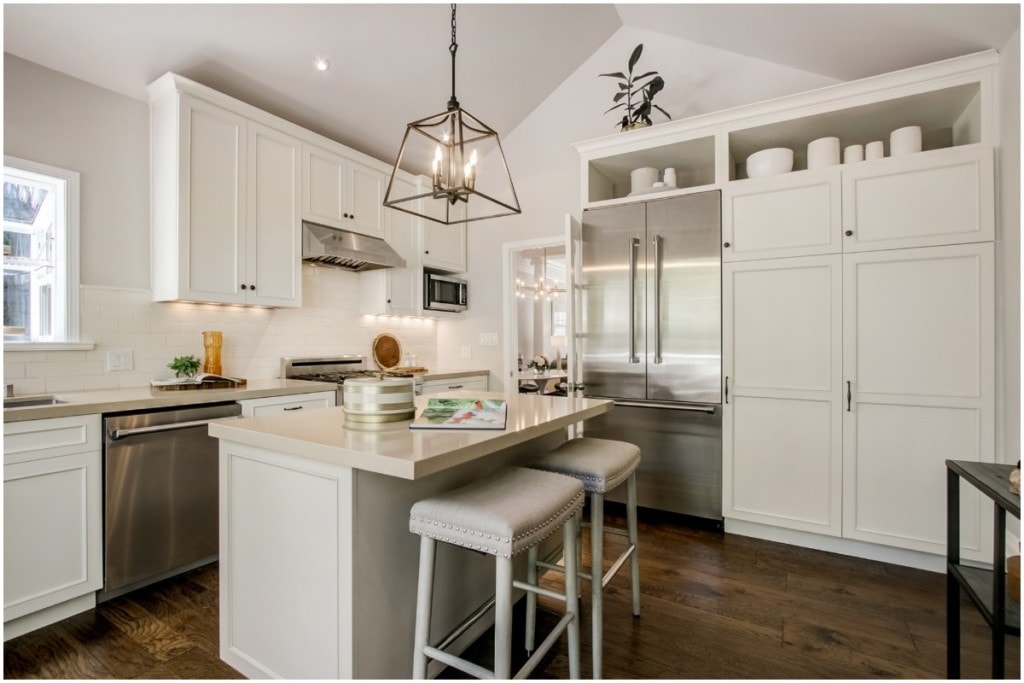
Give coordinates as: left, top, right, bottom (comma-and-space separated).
3, 341, 96, 352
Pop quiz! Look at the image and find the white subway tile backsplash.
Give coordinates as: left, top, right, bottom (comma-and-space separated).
5, 269, 440, 389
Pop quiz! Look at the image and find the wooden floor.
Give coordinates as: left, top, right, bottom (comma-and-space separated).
4, 507, 1019, 679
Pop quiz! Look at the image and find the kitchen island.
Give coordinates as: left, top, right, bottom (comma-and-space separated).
209, 391, 612, 679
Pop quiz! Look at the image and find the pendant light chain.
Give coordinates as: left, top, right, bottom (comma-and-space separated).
447, 4, 459, 110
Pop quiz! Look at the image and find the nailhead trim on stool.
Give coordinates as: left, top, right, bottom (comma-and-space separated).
529, 437, 641, 493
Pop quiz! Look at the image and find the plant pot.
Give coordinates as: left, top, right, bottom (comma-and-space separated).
621, 121, 651, 132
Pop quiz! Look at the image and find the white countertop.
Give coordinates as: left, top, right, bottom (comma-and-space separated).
2, 378, 339, 423
208, 391, 613, 480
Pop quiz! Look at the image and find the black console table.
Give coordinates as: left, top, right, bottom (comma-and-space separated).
946, 460, 1020, 679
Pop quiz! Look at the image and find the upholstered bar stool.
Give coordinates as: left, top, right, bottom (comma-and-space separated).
409, 466, 585, 679
527, 437, 641, 679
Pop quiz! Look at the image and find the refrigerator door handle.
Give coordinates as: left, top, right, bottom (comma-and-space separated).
628, 236, 640, 363
614, 399, 717, 415
652, 234, 662, 364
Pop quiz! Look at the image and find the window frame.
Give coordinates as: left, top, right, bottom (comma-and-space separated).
3, 155, 83, 348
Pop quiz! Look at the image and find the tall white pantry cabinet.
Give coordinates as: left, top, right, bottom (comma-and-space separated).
574, 50, 1002, 567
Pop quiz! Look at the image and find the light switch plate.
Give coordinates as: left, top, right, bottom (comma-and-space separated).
106, 349, 134, 372
479, 332, 499, 346
461, 346, 473, 359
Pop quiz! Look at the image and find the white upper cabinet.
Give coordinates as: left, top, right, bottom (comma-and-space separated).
419, 178, 467, 273
722, 169, 842, 260
841, 145, 994, 251
362, 178, 420, 316
149, 78, 301, 307
303, 143, 386, 239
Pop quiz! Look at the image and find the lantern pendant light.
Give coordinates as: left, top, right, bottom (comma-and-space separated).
383, 4, 521, 225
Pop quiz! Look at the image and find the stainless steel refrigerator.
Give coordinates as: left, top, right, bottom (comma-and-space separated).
578, 191, 722, 520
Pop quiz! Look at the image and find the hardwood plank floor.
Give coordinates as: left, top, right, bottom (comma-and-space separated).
5, 506, 1019, 679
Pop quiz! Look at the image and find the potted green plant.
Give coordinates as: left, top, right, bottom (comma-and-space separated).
600, 43, 671, 131
527, 355, 550, 374
168, 355, 202, 378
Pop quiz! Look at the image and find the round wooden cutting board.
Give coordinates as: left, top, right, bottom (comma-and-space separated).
372, 332, 402, 370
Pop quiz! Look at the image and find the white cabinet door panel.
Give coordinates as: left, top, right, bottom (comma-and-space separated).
723, 169, 841, 261
723, 255, 842, 535
304, 146, 346, 228
729, 395, 838, 531
184, 97, 246, 302
4, 450, 102, 621
248, 123, 302, 306
843, 243, 994, 558
842, 146, 994, 251
348, 161, 386, 239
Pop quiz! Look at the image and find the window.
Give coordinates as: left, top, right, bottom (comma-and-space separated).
3, 157, 79, 344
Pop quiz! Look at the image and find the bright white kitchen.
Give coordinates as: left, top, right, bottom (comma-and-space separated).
2, 3, 1021, 680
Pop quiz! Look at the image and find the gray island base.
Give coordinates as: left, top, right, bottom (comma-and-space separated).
209, 392, 612, 679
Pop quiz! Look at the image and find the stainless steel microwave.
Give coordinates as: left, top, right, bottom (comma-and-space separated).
424, 272, 468, 312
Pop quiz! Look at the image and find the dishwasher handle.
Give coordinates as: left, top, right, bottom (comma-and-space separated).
109, 416, 241, 441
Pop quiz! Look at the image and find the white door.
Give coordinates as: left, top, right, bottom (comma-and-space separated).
181, 96, 246, 303
841, 146, 994, 252
347, 160, 387, 238
842, 243, 994, 558
247, 122, 302, 307
722, 168, 842, 261
722, 256, 843, 535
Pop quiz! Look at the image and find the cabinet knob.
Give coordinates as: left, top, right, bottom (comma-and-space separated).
425, 250, 430, 255
250, 285, 255, 291
845, 230, 854, 237
343, 213, 350, 219
723, 242, 730, 248
241, 284, 247, 290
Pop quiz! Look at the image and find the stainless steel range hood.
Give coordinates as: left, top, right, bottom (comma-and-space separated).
301, 221, 406, 271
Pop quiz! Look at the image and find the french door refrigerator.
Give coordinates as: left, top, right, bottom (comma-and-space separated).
578, 191, 723, 520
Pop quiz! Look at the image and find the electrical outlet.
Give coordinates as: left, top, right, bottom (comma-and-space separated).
106, 349, 134, 372
479, 332, 499, 346
461, 345, 473, 359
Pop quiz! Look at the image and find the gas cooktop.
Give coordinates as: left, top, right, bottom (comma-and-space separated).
282, 356, 417, 384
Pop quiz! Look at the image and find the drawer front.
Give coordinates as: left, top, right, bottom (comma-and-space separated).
3, 415, 101, 465
240, 391, 336, 417
421, 376, 488, 395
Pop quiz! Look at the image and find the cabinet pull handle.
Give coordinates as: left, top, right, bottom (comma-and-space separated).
284, 406, 303, 411
724, 376, 729, 404
448, 384, 463, 389
847, 381, 852, 411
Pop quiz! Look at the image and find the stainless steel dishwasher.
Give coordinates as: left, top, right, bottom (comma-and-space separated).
101, 401, 241, 599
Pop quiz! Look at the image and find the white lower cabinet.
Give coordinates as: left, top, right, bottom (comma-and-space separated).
421, 375, 488, 395
4, 415, 102, 640
723, 242, 994, 561
239, 391, 336, 417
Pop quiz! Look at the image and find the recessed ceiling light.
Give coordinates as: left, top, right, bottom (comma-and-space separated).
314, 58, 330, 72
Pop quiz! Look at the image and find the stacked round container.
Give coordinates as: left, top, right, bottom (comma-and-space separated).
343, 376, 417, 424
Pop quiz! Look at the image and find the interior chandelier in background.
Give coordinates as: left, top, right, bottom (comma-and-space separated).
383, 4, 521, 225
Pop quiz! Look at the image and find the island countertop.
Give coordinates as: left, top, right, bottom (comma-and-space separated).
208, 391, 613, 480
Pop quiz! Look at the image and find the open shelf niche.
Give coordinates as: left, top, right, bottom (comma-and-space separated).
585, 135, 715, 205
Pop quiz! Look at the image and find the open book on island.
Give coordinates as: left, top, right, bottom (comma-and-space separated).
151, 373, 246, 388
410, 398, 508, 430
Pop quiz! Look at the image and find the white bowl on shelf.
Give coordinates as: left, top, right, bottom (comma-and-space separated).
746, 147, 794, 177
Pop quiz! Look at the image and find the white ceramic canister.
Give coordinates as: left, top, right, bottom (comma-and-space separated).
343, 376, 417, 423
663, 167, 677, 188
890, 126, 922, 156
844, 144, 864, 164
630, 167, 658, 194
865, 140, 885, 160
807, 137, 840, 169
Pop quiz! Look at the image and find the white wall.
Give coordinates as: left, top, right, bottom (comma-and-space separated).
437, 26, 839, 389
3, 55, 436, 391
996, 29, 1020, 467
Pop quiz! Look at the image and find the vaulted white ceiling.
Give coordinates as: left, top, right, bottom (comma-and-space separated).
4, 3, 1019, 165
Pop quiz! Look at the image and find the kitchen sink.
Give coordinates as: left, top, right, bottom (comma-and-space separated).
4, 395, 66, 408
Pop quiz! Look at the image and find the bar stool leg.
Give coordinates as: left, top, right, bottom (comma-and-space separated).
576, 513, 584, 598
525, 545, 539, 653
627, 472, 640, 616
564, 511, 581, 679
412, 536, 436, 679
590, 491, 604, 679
494, 556, 514, 680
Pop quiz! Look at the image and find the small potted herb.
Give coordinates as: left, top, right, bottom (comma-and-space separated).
600, 43, 671, 131
168, 355, 202, 379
